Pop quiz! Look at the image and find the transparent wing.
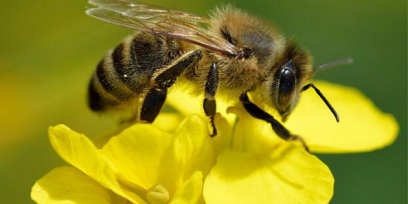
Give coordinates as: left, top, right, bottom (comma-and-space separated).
86, 0, 237, 56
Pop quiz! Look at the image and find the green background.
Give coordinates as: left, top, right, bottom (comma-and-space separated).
0, 0, 406, 203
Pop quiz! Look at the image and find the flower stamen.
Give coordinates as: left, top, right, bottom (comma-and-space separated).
146, 184, 169, 204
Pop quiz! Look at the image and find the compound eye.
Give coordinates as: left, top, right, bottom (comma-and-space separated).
278, 68, 296, 109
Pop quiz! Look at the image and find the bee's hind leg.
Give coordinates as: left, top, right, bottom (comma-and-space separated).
239, 93, 310, 152
203, 62, 219, 137
139, 50, 203, 123
140, 88, 168, 123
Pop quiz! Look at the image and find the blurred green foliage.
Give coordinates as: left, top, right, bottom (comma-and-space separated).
0, 0, 406, 203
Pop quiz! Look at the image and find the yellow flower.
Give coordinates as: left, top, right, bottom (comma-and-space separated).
166, 80, 398, 203
31, 81, 398, 204
32, 115, 214, 204
166, 81, 398, 154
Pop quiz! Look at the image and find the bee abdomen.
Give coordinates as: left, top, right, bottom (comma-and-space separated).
88, 33, 183, 112
97, 50, 136, 99
88, 39, 138, 111
112, 34, 177, 92
88, 72, 122, 111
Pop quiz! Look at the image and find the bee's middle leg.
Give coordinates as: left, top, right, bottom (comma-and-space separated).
239, 92, 309, 151
203, 62, 219, 137
139, 50, 203, 123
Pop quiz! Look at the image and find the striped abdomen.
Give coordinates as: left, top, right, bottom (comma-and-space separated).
88, 33, 183, 112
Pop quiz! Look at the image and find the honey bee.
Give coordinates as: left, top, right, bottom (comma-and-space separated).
87, 0, 351, 150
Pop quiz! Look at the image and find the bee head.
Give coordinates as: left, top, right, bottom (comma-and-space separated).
269, 41, 313, 121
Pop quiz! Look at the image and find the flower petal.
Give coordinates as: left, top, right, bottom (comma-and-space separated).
167, 85, 238, 153
170, 171, 203, 204
100, 122, 174, 191
153, 113, 184, 133
170, 115, 215, 183
92, 113, 183, 149
227, 107, 282, 154
49, 125, 146, 204
167, 83, 236, 123
204, 143, 334, 204
212, 113, 234, 156
100, 114, 214, 197
167, 83, 205, 116
31, 166, 125, 204
287, 81, 399, 153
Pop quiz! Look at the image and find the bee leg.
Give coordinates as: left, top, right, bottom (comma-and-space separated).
140, 88, 168, 123
239, 93, 310, 152
203, 62, 219, 137
152, 50, 203, 89
140, 50, 203, 123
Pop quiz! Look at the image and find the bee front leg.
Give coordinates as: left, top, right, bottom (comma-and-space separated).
203, 62, 218, 137
239, 93, 309, 152
139, 50, 203, 123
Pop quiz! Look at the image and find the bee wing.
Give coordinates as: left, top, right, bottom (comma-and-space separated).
86, 0, 237, 56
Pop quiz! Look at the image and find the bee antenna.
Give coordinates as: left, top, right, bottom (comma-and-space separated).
314, 57, 353, 72
302, 83, 339, 122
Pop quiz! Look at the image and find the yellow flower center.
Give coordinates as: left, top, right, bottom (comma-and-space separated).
146, 184, 170, 204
